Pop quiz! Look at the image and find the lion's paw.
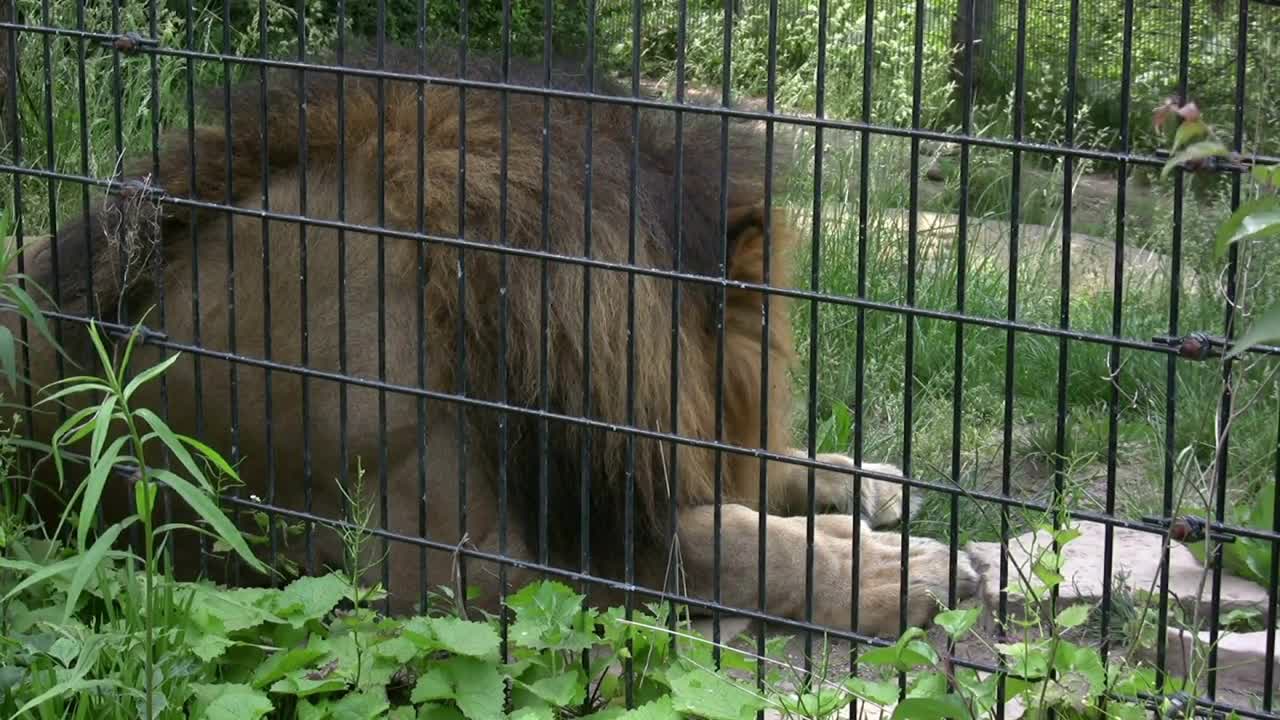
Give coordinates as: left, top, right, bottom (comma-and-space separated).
808, 453, 922, 529
905, 537, 980, 627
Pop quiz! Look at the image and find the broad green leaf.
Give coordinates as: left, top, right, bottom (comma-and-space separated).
330, 688, 390, 720
187, 584, 281, 633
411, 666, 453, 704
1161, 140, 1229, 179
269, 667, 348, 698
890, 696, 972, 720
507, 581, 595, 653
446, 656, 506, 720
1226, 304, 1280, 359
252, 637, 329, 689
518, 668, 586, 707
64, 517, 135, 623
1053, 642, 1106, 696
1214, 197, 1280, 261
1054, 603, 1092, 630
669, 667, 766, 720
77, 435, 129, 550
859, 635, 935, 671
191, 683, 274, 720
431, 616, 501, 660
511, 709, 555, 720
582, 697, 679, 720
844, 676, 900, 706
933, 607, 979, 640
150, 468, 268, 575
995, 641, 1050, 679
907, 671, 949, 698
373, 636, 419, 664
273, 573, 350, 626
417, 704, 467, 720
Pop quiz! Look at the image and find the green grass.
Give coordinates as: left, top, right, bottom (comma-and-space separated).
771, 125, 1280, 547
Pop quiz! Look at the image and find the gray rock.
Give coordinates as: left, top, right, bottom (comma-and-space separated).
1149, 627, 1280, 700
965, 520, 1270, 626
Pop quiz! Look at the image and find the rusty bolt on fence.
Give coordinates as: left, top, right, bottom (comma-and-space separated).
101, 31, 157, 54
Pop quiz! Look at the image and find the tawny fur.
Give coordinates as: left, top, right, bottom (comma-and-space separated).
10, 43, 975, 638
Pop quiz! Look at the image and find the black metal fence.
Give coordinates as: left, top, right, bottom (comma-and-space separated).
3, 0, 1279, 717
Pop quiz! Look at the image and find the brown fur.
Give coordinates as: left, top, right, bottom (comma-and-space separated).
10, 42, 975, 637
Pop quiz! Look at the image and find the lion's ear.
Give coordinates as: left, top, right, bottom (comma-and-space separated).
725, 203, 790, 287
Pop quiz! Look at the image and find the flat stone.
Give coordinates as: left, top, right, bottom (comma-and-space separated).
965, 521, 1270, 626
1146, 627, 1280, 699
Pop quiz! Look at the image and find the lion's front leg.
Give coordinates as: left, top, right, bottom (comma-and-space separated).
673, 504, 977, 638
770, 451, 921, 529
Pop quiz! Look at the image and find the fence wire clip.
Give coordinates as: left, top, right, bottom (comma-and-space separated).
1140, 515, 1235, 546
105, 177, 166, 202
102, 321, 169, 346
101, 31, 158, 54
1154, 332, 1219, 361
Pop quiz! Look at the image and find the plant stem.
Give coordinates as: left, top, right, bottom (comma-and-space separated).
121, 400, 154, 719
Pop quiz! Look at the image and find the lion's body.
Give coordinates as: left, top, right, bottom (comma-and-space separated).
13, 44, 974, 636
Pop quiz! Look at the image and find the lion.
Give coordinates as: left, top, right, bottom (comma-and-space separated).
9, 41, 976, 639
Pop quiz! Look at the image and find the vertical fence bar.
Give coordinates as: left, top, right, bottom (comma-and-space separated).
996, 1, 1030, 716
851, 0, 874, 673
183, 0, 208, 577
899, 0, 925, 692
536, 0, 550, 574
1098, 0, 1137, 703
757, 0, 779, 712
949, 0, 976, 633
1268, 405, 1280, 711
800, 0, 828, 680
5, 0, 28, 469
1206, 0, 1249, 700
625, 0, 642, 704
1052, 2, 1082, 686
455, 0, 471, 607
297, 0, 314, 578
219, 0, 242, 585
665, 0, 688, 649
713, 0, 734, 669
1156, 0, 1192, 694
414, 0, 429, 616
37, 0, 62, 426
374, 0, 390, 614
258, 0, 278, 585
497, 0, 512, 668
335, 0, 350, 555
577, 0, 597, 708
